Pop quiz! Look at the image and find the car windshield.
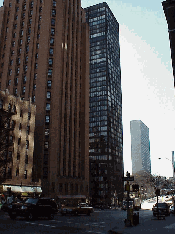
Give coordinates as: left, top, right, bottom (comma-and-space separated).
156, 203, 167, 207
25, 198, 38, 204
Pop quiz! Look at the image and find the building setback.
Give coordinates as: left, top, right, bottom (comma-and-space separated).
162, 0, 175, 87
0, 0, 89, 199
130, 120, 151, 175
85, 2, 123, 205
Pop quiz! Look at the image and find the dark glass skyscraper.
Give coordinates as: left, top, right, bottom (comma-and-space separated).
85, 2, 123, 205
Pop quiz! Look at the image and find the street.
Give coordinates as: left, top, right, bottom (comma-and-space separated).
0, 205, 175, 234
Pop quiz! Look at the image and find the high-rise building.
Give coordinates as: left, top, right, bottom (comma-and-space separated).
130, 120, 151, 175
172, 151, 175, 178
162, 0, 175, 87
0, 0, 90, 199
85, 2, 123, 206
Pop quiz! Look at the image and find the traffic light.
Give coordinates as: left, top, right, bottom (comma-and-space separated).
132, 184, 139, 192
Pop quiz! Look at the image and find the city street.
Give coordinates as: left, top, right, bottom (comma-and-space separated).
0, 205, 175, 234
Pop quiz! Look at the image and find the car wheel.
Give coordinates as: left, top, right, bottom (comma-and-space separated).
74, 211, 78, 216
87, 211, 91, 216
9, 214, 16, 220
28, 212, 35, 221
48, 213, 54, 220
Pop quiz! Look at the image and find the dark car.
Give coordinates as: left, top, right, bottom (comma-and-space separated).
1, 202, 11, 212
152, 203, 170, 216
8, 197, 57, 220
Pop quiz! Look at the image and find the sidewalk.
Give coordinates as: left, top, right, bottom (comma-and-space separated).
108, 214, 175, 234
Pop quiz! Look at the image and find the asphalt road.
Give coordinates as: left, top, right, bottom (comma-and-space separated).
0, 207, 175, 234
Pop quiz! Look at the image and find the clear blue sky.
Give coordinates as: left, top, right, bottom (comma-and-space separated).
0, 0, 175, 177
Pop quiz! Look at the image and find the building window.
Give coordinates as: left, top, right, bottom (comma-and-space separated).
51, 18, 55, 26
26, 45, 29, 53
16, 168, 19, 176
34, 73, 37, 80
32, 95, 35, 102
33, 84, 36, 90
47, 91, 51, 99
43, 167, 48, 179
14, 77, 18, 85
18, 137, 21, 145
52, 9, 56, 17
25, 56, 28, 63
26, 140, 29, 149
28, 112, 31, 120
36, 43, 39, 49
25, 154, 28, 164
14, 88, 17, 95
23, 75, 27, 84
29, 18, 32, 25
48, 69, 52, 77
9, 69, 12, 76
50, 38, 54, 46
44, 154, 48, 165
47, 80, 52, 89
12, 41, 15, 47
51, 28, 55, 36
17, 58, 21, 64
44, 141, 49, 149
48, 58, 53, 66
49, 48, 54, 55
8, 151, 12, 159
24, 170, 27, 179
46, 103, 50, 111
24, 65, 28, 72
45, 115, 50, 123
53, 0, 56, 7
35, 63, 38, 69
16, 67, 20, 74
17, 152, 20, 160
10, 60, 13, 65
27, 36, 30, 43
45, 129, 49, 137
22, 86, 26, 95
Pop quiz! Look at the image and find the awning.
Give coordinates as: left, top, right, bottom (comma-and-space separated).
57, 195, 86, 199
3, 185, 42, 193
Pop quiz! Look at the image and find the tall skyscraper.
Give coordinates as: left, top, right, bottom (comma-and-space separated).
130, 120, 151, 175
0, 0, 90, 199
162, 0, 175, 87
85, 2, 123, 205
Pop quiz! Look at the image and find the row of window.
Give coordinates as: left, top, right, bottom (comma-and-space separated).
43, 2, 57, 179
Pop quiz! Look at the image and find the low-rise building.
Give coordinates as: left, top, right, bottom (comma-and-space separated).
0, 90, 41, 197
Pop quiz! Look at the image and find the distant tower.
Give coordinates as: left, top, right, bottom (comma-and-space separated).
130, 120, 151, 174
172, 151, 175, 178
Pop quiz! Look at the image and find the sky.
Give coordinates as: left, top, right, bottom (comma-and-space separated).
0, 0, 175, 177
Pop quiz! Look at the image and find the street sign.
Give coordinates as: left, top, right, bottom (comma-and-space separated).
122, 176, 134, 181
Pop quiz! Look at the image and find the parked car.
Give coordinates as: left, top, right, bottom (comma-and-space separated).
60, 203, 94, 216
152, 202, 170, 216
1, 202, 11, 212
8, 197, 57, 220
